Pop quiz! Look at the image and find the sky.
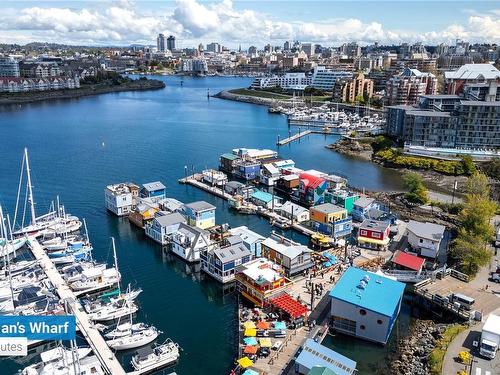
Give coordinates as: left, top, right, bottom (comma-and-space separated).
0, 0, 499, 48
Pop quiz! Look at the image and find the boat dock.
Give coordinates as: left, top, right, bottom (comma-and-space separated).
277, 130, 312, 145
178, 175, 322, 240
27, 236, 168, 375
27, 236, 127, 375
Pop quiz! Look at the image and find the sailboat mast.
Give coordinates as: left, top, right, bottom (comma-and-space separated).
112, 237, 120, 294
6, 215, 15, 258
24, 148, 36, 225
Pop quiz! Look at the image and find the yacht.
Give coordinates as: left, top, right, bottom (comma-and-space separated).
104, 322, 150, 339
22, 354, 103, 375
130, 339, 180, 372
70, 267, 120, 293
88, 299, 139, 322
60, 261, 107, 283
106, 325, 159, 350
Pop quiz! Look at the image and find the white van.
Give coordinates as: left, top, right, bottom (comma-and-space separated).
449, 293, 475, 310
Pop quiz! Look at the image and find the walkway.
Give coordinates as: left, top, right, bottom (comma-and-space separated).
27, 236, 127, 375
277, 130, 312, 145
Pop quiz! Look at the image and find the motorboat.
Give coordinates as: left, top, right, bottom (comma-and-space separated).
104, 322, 150, 339
130, 339, 180, 371
0, 237, 26, 255
83, 285, 142, 314
106, 326, 159, 350
88, 300, 139, 322
60, 262, 107, 283
70, 267, 120, 293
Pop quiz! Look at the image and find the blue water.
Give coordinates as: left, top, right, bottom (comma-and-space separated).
0, 76, 406, 374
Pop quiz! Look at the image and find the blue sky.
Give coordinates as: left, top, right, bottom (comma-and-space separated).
1, 1, 499, 46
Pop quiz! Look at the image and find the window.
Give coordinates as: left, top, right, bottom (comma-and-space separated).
360, 230, 367, 236
372, 232, 381, 239
360, 325, 366, 330
359, 309, 367, 316
377, 319, 383, 325
419, 238, 423, 243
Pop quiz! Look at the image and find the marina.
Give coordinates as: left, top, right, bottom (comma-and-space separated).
0, 75, 462, 375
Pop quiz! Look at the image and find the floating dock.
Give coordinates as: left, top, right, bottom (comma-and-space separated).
27, 236, 127, 375
27, 236, 169, 375
277, 130, 312, 145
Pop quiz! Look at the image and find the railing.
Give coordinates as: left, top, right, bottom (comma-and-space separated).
414, 288, 470, 320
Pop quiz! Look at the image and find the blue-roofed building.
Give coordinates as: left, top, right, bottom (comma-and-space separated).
295, 339, 357, 375
140, 181, 166, 202
329, 267, 405, 344
251, 190, 281, 209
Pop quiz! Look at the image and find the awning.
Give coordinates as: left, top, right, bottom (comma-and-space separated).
269, 293, 309, 318
244, 345, 258, 354
259, 338, 272, 347
256, 320, 270, 330
242, 370, 259, 375
237, 357, 254, 368
358, 236, 389, 245
273, 321, 287, 330
244, 328, 257, 337
243, 337, 258, 346
243, 321, 256, 329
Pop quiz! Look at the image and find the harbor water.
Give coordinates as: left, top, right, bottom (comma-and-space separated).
0, 76, 409, 374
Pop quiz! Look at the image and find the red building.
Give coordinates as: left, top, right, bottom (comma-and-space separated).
357, 219, 390, 250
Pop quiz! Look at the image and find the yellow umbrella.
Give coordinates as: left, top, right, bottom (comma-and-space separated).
259, 338, 272, 347
244, 328, 257, 337
237, 356, 254, 368
243, 321, 256, 329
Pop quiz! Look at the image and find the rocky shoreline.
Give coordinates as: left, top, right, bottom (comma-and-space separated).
390, 320, 446, 375
0, 79, 165, 105
325, 137, 373, 161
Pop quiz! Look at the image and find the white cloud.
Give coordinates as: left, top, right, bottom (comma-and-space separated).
0, 1, 498, 46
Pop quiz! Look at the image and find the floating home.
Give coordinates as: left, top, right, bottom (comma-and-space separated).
330, 267, 405, 345
170, 223, 212, 263
200, 235, 252, 283
357, 219, 391, 251
309, 203, 352, 238
406, 220, 446, 259
104, 182, 139, 216
228, 226, 265, 257
235, 258, 292, 307
261, 233, 314, 277
144, 212, 186, 245
182, 201, 216, 230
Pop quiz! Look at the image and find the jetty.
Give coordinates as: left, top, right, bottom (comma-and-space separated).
27, 236, 167, 375
178, 174, 323, 240
277, 130, 312, 145
27, 236, 127, 375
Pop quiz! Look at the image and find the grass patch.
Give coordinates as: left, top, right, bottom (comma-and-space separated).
229, 88, 291, 99
428, 324, 467, 375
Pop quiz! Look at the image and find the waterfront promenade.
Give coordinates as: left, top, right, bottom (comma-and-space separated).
251, 266, 343, 375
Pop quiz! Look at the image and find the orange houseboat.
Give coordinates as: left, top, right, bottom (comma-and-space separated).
235, 258, 292, 307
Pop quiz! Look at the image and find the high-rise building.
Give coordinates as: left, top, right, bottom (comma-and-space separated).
341, 42, 361, 58
310, 66, 352, 91
0, 56, 20, 77
206, 42, 221, 53
167, 35, 176, 51
385, 67, 437, 105
333, 73, 374, 103
248, 46, 257, 56
264, 44, 273, 53
301, 43, 315, 57
157, 33, 165, 52
444, 64, 500, 96
283, 41, 291, 51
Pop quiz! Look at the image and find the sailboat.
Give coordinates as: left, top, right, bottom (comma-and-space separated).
0, 205, 25, 260
12, 149, 81, 237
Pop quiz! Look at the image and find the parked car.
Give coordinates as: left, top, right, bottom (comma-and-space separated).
270, 329, 286, 338
271, 341, 283, 351
257, 330, 269, 337
258, 347, 270, 358
490, 272, 500, 283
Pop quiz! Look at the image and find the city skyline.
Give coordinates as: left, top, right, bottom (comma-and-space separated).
1, 0, 499, 48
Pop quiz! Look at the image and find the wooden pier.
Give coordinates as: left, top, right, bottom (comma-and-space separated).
178, 175, 321, 240
277, 130, 312, 145
27, 236, 127, 375
27, 236, 168, 375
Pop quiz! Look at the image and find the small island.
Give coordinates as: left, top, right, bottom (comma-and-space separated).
0, 72, 165, 105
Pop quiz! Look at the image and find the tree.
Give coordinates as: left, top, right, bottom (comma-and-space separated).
403, 173, 428, 204
452, 171, 497, 276
460, 155, 476, 175
464, 171, 490, 198
451, 232, 491, 275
